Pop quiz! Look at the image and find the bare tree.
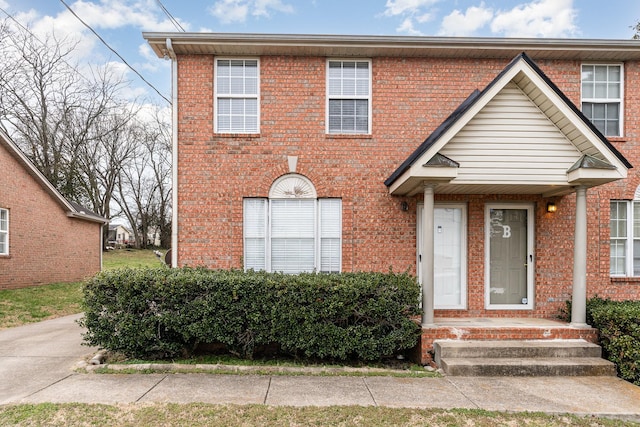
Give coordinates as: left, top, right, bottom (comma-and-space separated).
115, 109, 172, 249
77, 106, 140, 248
634, 21, 640, 39
0, 25, 87, 200
0, 19, 172, 249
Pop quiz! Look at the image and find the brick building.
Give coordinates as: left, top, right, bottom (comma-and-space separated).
0, 129, 106, 289
144, 33, 640, 362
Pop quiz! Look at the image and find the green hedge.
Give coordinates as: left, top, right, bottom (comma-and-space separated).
586, 297, 640, 386
80, 268, 421, 361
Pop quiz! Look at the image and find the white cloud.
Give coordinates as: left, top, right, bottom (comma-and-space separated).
11, 0, 190, 61
384, 0, 440, 17
397, 17, 424, 36
439, 4, 494, 36
253, 0, 294, 18
208, 0, 249, 24
382, 0, 439, 35
490, 0, 578, 38
0, 0, 9, 9
4, 0, 181, 103
138, 43, 156, 62
416, 13, 433, 24
208, 0, 293, 24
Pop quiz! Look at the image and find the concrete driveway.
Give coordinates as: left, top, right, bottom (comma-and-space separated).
0, 314, 639, 422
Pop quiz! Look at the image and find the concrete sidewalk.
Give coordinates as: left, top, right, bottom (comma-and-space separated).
1, 315, 639, 421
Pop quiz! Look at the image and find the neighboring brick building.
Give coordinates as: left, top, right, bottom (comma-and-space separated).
0, 129, 106, 289
144, 33, 640, 360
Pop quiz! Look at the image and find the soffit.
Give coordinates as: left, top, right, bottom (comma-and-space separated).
143, 32, 640, 61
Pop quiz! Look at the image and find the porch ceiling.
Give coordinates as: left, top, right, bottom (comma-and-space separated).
393, 180, 575, 197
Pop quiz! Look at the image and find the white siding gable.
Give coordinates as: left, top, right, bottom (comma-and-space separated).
440, 82, 582, 185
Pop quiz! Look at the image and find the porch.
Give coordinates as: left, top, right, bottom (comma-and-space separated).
384, 53, 631, 369
418, 317, 600, 366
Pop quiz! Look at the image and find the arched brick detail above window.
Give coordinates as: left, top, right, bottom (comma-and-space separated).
269, 174, 317, 199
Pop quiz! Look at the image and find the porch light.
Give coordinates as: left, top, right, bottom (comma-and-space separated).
546, 202, 557, 213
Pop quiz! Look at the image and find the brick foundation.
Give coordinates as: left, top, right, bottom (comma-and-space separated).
417, 323, 599, 365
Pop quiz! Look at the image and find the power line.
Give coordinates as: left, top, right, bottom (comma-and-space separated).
156, 0, 185, 32
59, 0, 171, 104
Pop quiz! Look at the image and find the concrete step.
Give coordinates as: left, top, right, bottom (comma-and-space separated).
433, 340, 616, 377
434, 340, 602, 364
440, 356, 617, 377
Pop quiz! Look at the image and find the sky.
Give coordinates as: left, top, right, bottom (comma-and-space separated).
1, 0, 639, 106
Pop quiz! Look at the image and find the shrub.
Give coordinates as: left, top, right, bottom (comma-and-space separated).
563, 297, 640, 385
79, 268, 421, 361
588, 298, 640, 386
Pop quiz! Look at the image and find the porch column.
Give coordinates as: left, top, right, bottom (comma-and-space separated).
421, 183, 436, 327
571, 185, 589, 327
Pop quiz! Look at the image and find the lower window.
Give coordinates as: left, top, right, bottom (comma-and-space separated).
0, 208, 8, 255
244, 197, 341, 274
610, 200, 640, 276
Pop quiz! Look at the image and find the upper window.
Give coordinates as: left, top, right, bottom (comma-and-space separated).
0, 208, 8, 255
327, 60, 371, 134
215, 58, 259, 134
581, 64, 623, 137
244, 174, 342, 274
610, 199, 640, 276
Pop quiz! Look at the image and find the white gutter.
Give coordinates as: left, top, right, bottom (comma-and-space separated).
166, 38, 178, 268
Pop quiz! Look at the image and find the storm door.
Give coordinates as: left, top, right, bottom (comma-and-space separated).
417, 203, 467, 309
485, 204, 534, 310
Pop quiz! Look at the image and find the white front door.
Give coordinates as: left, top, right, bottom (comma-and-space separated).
417, 203, 467, 309
485, 203, 534, 310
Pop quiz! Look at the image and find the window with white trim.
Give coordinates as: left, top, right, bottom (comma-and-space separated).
327, 59, 371, 134
610, 198, 640, 276
243, 175, 342, 273
0, 208, 8, 255
215, 58, 259, 133
581, 64, 623, 137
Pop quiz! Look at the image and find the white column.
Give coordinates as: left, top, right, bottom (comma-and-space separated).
422, 183, 436, 327
571, 185, 589, 327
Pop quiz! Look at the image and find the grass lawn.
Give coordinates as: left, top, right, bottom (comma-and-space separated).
0, 404, 634, 427
0, 249, 165, 330
102, 248, 166, 270
0, 282, 83, 330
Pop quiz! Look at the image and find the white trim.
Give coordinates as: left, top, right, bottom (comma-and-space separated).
325, 58, 372, 135
417, 202, 468, 310
167, 38, 179, 268
581, 63, 624, 137
484, 203, 535, 310
214, 57, 260, 134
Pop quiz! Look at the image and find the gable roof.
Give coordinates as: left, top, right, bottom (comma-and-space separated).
0, 129, 107, 224
385, 52, 631, 196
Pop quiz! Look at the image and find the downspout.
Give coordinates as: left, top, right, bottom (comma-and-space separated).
166, 38, 178, 268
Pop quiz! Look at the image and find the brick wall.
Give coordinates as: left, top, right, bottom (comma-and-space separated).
0, 146, 102, 289
176, 53, 640, 318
